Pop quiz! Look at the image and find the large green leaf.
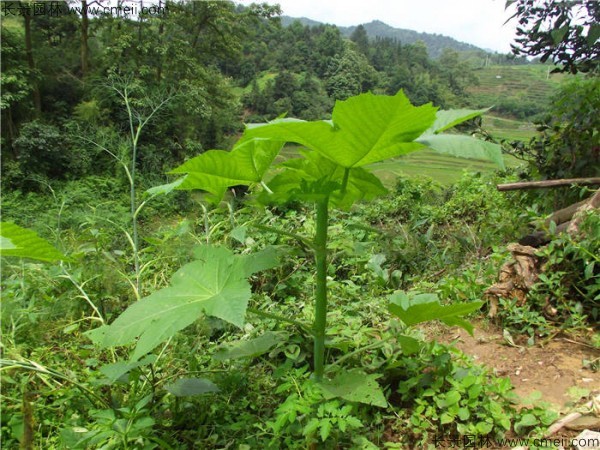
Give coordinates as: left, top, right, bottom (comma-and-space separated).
169, 138, 284, 198
0, 222, 68, 262
416, 134, 505, 169
389, 291, 482, 335
213, 331, 288, 361
144, 178, 185, 197
426, 108, 491, 134
260, 150, 387, 208
97, 355, 156, 385
396, 335, 422, 355
243, 91, 437, 168
320, 370, 387, 408
416, 108, 504, 169
239, 246, 285, 277
87, 246, 279, 361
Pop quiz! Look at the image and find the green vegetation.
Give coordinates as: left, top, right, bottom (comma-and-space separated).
508, 0, 600, 74
481, 115, 537, 141
1, 1, 598, 448
5, 166, 574, 448
468, 65, 566, 120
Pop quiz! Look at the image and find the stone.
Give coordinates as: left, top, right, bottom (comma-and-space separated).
574, 429, 600, 450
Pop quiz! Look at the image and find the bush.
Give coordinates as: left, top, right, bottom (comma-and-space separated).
506, 77, 600, 208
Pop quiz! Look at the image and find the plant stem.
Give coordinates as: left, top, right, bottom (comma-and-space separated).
340, 167, 350, 197
312, 197, 329, 381
328, 335, 393, 369
0, 359, 110, 408
247, 307, 313, 336
251, 223, 315, 250
124, 92, 142, 298
200, 203, 210, 243
59, 267, 105, 325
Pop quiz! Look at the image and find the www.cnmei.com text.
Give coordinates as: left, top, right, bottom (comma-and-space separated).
1, 1, 168, 17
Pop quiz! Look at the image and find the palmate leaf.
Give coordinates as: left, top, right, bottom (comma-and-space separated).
144, 178, 185, 197
388, 291, 482, 335
416, 134, 505, 169
213, 331, 288, 361
320, 369, 387, 408
164, 378, 220, 397
425, 108, 491, 134
168, 138, 284, 199
243, 91, 437, 168
97, 355, 156, 385
416, 108, 505, 169
260, 150, 387, 209
0, 222, 68, 262
87, 245, 280, 361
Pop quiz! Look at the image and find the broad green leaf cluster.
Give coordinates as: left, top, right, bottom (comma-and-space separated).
168, 90, 503, 208
87, 245, 281, 361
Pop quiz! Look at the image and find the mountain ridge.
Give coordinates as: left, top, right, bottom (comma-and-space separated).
281, 16, 488, 58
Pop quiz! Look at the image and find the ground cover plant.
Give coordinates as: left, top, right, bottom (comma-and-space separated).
0, 169, 587, 449
2, 2, 598, 446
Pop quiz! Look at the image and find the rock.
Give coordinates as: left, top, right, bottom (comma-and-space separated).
574, 429, 600, 450
566, 415, 600, 431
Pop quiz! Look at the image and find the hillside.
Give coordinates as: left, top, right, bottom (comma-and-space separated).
281, 17, 485, 58
468, 65, 566, 120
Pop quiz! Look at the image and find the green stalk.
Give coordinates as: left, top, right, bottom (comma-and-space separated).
312, 197, 329, 381
247, 307, 313, 336
112, 82, 170, 298
340, 167, 350, 197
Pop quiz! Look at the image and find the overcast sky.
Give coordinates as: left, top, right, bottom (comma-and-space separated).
236, 0, 518, 53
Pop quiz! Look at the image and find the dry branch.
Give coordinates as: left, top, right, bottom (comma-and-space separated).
544, 394, 600, 437
497, 178, 600, 191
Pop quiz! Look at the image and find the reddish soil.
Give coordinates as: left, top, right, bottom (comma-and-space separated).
436, 322, 600, 410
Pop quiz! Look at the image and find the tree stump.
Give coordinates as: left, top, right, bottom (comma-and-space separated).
485, 244, 541, 317
487, 188, 598, 317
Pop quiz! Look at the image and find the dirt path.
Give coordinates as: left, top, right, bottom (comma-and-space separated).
436, 322, 600, 411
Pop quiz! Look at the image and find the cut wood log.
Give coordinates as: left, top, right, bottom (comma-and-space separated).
544, 394, 600, 437
497, 178, 600, 191
543, 199, 590, 227
519, 190, 598, 246
567, 189, 600, 234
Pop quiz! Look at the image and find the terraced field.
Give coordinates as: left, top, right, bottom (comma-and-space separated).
368, 150, 522, 186
468, 64, 565, 110
482, 114, 537, 141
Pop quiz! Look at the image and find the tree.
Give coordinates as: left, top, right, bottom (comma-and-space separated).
436, 48, 478, 97
324, 46, 378, 100
1, 19, 32, 147
526, 77, 599, 180
506, 0, 600, 73
350, 24, 369, 56
22, 2, 42, 115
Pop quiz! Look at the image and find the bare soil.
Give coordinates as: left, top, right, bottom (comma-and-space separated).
436, 322, 600, 411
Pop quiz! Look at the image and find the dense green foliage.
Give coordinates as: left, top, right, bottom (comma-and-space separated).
520, 77, 599, 180
507, 0, 600, 73
1, 2, 598, 448
4, 169, 566, 448
2, 0, 544, 188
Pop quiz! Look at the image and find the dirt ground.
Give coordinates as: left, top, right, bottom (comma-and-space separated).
436, 322, 600, 411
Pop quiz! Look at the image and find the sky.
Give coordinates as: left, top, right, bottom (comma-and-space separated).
236, 0, 519, 53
